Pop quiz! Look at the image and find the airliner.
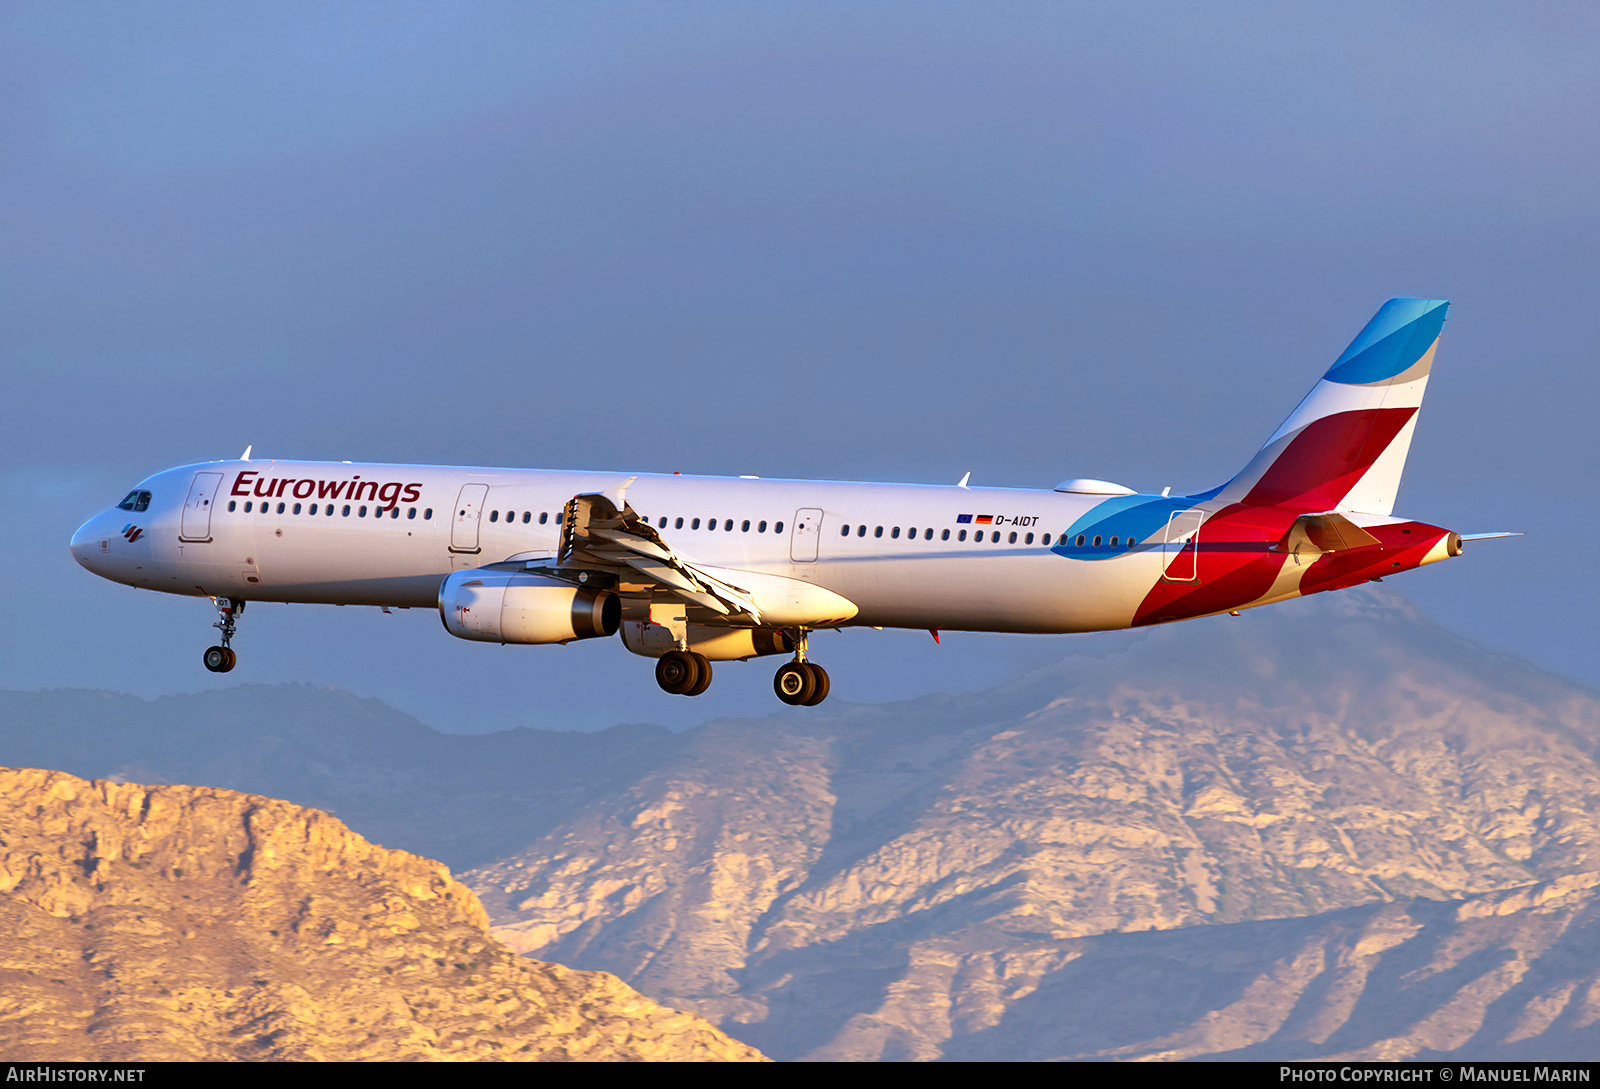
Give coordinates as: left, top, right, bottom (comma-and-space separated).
71, 298, 1509, 706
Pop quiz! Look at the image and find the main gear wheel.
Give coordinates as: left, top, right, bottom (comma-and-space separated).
656, 650, 712, 696
774, 661, 829, 706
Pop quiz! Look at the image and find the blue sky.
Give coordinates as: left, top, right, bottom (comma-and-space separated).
3, 3, 1594, 731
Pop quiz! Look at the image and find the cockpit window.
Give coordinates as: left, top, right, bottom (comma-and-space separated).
117, 490, 152, 512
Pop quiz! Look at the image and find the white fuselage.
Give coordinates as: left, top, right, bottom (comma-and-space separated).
71, 459, 1160, 634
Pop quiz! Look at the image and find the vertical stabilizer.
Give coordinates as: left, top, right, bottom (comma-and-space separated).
1217, 298, 1447, 515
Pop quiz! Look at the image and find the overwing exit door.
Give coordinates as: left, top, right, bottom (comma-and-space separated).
790, 508, 823, 563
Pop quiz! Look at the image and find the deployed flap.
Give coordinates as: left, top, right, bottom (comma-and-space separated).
1275, 512, 1381, 559
558, 483, 762, 621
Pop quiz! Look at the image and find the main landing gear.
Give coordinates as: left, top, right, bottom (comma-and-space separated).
203, 597, 243, 673
774, 630, 829, 707
656, 649, 712, 696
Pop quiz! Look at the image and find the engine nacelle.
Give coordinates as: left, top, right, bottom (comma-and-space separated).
620, 621, 791, 661
439, 569, 619, 645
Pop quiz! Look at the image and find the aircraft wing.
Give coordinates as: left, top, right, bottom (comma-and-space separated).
556, 478, 763, 622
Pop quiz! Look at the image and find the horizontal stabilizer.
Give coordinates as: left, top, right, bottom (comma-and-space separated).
1275, 512, 1381, 557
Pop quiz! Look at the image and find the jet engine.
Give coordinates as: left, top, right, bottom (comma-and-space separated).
439, 569, 620, 644
620, 621, 791, 661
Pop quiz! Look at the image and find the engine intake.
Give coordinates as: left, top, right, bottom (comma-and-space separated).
439, 569, 619, 645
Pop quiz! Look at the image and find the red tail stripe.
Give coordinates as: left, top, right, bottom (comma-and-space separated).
1243, 407, 1416, 511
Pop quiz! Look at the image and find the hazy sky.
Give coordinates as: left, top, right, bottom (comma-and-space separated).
3, 2, 1595, 731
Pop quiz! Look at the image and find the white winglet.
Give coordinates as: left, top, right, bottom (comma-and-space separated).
240, 445, 252, 461
957, 472, 971, 488
599, 476, 638, 511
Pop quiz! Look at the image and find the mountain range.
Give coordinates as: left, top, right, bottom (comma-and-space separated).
4, 589, 1596, 1059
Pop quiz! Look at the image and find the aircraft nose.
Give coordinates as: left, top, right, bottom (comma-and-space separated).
70, 515, 107, 570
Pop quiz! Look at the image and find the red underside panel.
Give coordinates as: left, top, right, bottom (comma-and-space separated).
1298, 525, 1441, 595
1133, 519, 1445, 626
1132, 504, 1299, 626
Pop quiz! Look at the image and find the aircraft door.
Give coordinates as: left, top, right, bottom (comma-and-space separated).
1162, 509, 1204, 581
179, 472, 223, 542
790, 508, 823, 563
450, 483, 490, 553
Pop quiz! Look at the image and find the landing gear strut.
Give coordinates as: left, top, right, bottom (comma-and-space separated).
774, 629, 829, 706
656, 649, 712, 696
203, 597, 243, 674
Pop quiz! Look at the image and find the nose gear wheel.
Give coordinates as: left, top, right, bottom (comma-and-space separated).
204, 598, 244, 672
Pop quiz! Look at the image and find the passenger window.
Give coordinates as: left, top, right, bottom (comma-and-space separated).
391, 507, 400, 519
277, 502, 286, 514
774, 522, 784, 533
1076, 534, 1086, 546
692, 518, 701, 529
874, 526, 883, 538
841, 525, 850, 536
490, 510, 499, 523
1110, 536, 1118, 546
759, 521, 767, 533
1041, 533, 1051, 545
539, 512, 549, 525
1093, 535, 1102, 546
659, 517, 667, 528
228, 500, 237, 512
424, 508, 432, 519
675, 517, 683, 529
857, 525, 866, 537
244, 501, 253, 513
941, 529, 950, 540
958, 530, 967, 541
293, 503, 302, 515
1008, 531, 1017, 544
725, 519, 734, 531
407, 508, 415, 519
891, 527, 900, 539
1025, 532, 1034, 544
992, 531, 1001, 543
360, 506, 368, 517
343, 505, 352, 517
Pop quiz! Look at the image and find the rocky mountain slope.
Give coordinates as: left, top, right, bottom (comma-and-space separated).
463, 591, 1600, 1059
0, 768, 764, 1061
928, 871, 1600, 1062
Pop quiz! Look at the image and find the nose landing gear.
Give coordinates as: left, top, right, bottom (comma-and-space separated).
774, 630, 829, 706
203, 597, 243, 673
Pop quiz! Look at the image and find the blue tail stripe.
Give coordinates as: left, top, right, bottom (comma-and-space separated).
1322, 298, 1447, 385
